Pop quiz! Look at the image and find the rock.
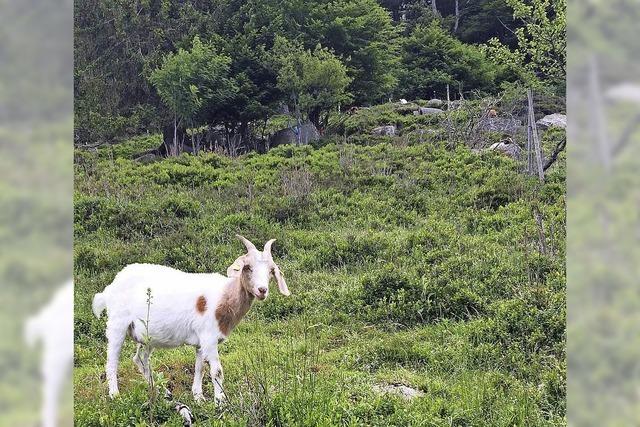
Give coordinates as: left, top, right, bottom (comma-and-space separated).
399, 99, 409, 105
415, 107, 444, 116
270, 122, 320, 147
373, 383, 425, 400
135, 153, 158, 163
487, 139, 523, 160
277, 103, 290, 114
536, 113, 566, 130
372, 125, 396, 136
477, 117, 523, 134
427, 98, 443, 108
298, 122, 321, 144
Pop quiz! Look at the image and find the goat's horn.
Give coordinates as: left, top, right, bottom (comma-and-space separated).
236, 235, 257, 252
263, 239, 276, 255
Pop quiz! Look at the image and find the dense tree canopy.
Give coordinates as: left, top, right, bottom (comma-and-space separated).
273, 37, 351, 131
399, 21, 500, 99
74, 0, 565, 149
307, 0, 400, 105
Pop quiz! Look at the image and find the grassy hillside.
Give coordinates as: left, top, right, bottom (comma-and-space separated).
74, 128, 565, 425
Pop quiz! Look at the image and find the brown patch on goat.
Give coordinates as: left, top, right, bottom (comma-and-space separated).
215, 276, 254, 336
196, 295, 207, 314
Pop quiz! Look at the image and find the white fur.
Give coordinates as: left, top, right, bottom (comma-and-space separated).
93, 236, 290, 402
93, 263, 231, 401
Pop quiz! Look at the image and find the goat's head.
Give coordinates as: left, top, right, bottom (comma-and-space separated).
227, 235, 290, 301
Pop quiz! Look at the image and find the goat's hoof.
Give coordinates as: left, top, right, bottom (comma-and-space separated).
193, 393, 205, 403
214, 394, 226, 406
108, 390, 120, 399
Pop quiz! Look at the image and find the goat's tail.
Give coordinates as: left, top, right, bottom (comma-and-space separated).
92, 292, 106, 318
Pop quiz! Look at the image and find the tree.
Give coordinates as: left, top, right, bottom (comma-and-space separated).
483, 0, 566, 90
399, 21, 500, 99
149, 36, 235, 155
74, 0, 226, 145
273, 37, 352, 135
309, 0, 400, 105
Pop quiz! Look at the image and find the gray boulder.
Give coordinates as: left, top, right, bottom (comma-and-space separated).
427, 98, 443, 108
414, 107, 444, 116
536, 113, 566, 130
372, 125, 396, 136
276, 103, 290, 114
270, 122, 320, 147
487, 140, 523, 160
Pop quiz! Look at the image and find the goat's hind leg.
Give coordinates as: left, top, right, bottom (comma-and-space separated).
191, 346, 205, 401
105, 321, 127, 398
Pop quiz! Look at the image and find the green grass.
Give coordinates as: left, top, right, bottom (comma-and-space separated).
74, 132, 565, 426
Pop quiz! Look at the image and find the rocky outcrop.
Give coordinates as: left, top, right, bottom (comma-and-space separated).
413, 107, 444, 116
270, 122, 320, 147
536, 113, 566, 130
427, 99, 444, 108
372, 125, 396, 136
487, 139, 523, 160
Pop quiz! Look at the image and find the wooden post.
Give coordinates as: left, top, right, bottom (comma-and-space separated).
527, 110, 533, 173
446, 84, 452, 147
527, 88, 545, 182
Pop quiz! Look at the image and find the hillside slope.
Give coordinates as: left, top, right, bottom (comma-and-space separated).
74, 133, 565, 426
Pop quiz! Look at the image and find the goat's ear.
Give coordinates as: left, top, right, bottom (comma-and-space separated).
227, 255, 246, 278
272, 265, 290, 296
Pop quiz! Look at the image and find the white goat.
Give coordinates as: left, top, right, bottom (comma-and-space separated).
92, 235, 290, 402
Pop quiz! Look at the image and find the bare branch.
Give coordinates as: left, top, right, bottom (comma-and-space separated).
543, 136, 566, 171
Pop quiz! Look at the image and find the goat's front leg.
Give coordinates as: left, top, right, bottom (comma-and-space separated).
191, 346, 205, 401
203, 343, 224, 404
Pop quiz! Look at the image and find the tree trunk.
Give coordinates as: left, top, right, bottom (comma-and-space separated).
173, 115, 178, 156
431, 0, 439, 17
308, 108, 321, 133
293, 96, 302, 145
454, 0, 460, 32
239, 121, 249, 151
161, 118, 186, 157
